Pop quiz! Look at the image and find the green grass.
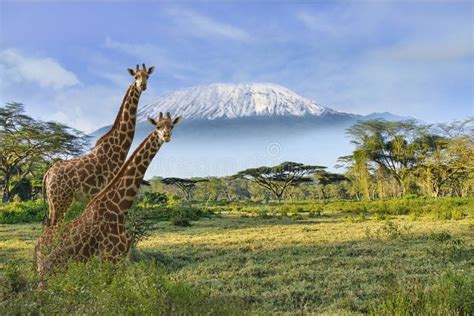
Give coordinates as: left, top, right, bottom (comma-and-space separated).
1, 200, 473, 314
1, 259, 240, 315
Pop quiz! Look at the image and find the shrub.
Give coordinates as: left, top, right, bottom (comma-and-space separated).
170, 214, 192, 227
137, 191, 168, 208
365, 221, 413, 240
125, 206, 154, 246
435, 208, 466, 220
0, 200, 46, 224
256, 209, 273, 219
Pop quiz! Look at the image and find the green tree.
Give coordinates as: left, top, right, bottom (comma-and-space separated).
416, 119, 474, 197
313, 170, 347, 200
161, 177, 209, 201
346, 119, 429, 196
0, 103, 89, 202
234, 162, 325, 202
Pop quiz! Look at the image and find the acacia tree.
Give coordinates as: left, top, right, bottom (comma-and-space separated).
161, 177, 209, 201
234, 161, 325, 202
338, 150, 372, 200
346, 119, 430, 196
0, 103, 89, 202
314, 170, 347, 200
415, 119, 474, 197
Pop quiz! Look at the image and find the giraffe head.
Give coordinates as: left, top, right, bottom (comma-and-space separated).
127, 63, 154, 91
147, 112, 182, 143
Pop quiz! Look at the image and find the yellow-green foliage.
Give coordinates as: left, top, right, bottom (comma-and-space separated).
0, 200, 46, 224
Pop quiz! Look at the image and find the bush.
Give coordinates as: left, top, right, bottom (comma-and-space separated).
365, 221, 413, 240
0, 200, 46, 224
125, 206, 154, 246
371, 271, 474, 315
137, 191, 168, 209
170, 213, 192, 227
0, 259, 241, 315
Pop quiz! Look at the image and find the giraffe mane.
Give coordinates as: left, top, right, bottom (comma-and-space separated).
95, 84, 134, 146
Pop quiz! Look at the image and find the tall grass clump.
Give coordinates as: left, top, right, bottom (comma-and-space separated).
0, 259, 241, 315
370, 271, 474, 315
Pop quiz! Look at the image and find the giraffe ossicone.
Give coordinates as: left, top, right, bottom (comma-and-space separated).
35, 112, 183, 278
43, 64, 155, 226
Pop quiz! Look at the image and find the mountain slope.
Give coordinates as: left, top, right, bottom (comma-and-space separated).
137, 83, 340, 121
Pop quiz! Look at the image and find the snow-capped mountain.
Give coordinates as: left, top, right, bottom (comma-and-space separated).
137, 83, 340, 121
90, 82, 408, 178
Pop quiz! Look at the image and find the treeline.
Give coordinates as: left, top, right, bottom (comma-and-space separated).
147, 119, 474, 202
341, 119, 473, 199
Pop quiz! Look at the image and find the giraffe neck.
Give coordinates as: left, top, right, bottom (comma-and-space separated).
94, 83, 141, 151
95, 129, 164, 216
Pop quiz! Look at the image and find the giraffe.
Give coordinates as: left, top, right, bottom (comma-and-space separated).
34, 112, 182, 278
43, 64, 155, 226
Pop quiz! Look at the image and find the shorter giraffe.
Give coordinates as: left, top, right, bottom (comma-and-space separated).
34, 112, 182, 278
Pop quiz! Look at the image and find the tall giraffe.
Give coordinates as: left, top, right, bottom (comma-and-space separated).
35, 112, 182, 277
44, 64, 154, 226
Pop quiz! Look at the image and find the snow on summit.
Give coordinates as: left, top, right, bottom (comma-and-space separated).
138, 83, 339, 121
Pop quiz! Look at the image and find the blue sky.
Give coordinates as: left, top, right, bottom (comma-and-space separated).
1, 1, 473, 133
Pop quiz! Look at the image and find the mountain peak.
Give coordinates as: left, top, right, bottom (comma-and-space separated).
137, 82, 340, 121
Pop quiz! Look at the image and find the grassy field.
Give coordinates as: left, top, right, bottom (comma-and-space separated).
1, 205, 473, 314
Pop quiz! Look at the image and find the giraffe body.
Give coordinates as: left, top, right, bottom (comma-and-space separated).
44, 65, 154, 226
35, 112, 182, 278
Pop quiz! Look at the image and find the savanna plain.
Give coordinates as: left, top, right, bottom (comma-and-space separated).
1, 198, 473, 315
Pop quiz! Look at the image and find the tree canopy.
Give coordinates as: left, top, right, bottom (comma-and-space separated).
0, 102, 90, 202
342, 118, 474, 198
161, 177, 209, 200
234, 161, 325, 202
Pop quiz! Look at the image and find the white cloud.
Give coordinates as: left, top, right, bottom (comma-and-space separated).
0, 49, 80, 90
166, 7, 251, 41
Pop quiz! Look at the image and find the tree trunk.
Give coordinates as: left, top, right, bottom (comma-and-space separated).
2, 175, 11, 202
276, 193, 283, 203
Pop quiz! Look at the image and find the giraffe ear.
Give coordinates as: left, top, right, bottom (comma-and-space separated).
173, 116, 183, 126
147, 117, 157, 126
147, 66, 155, 75
127, 69, 135, 76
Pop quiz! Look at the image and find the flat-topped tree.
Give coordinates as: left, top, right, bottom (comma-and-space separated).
161, 177, 209, 201
314, 170, 348, 199
235, 162, 325, 202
